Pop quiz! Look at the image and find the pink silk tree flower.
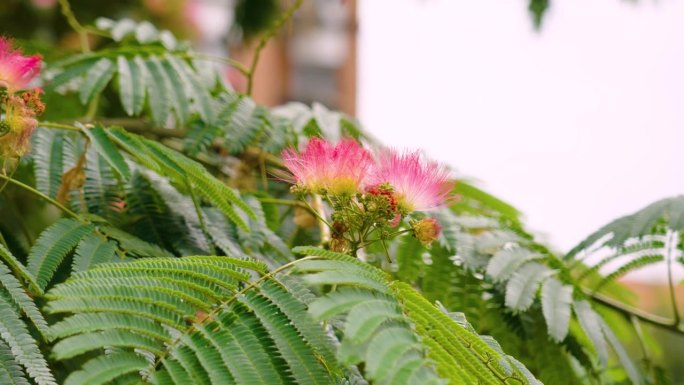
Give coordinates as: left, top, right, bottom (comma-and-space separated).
282, 137, 374, 196
368, 149, 455, 212
0, 38, 41, 93
0, 95, 38, 157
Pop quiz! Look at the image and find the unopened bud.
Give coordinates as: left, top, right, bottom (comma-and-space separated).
0, 120, 10, 136
411, 217, 441, 247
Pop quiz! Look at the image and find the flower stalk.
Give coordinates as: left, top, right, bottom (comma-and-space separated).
282, 138, 455, 257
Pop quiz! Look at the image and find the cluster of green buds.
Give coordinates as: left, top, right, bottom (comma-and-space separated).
327, 183, 402, 253
0, 38, 44, 159
283, 138, 454, 256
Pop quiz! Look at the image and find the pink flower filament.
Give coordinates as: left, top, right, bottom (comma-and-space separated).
0, 38, 41, 93
282, 137, 373, 196
368, 149, 455, 212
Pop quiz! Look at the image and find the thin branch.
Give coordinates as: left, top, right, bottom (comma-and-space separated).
587, 289, 684, 334
0, 174, 82, 221
2, 192, 34, 245
666, 230, 681, 325
257, 197, 315, 215
630, 315, 651, 368
0, 159, 19, 194
186, 181, 217, 255
310, 195, 331, 245
39, 121, 82, 132
246, 0, 304, 95
57, 0, 90, 52
83, 93, 100, 122
244, 147, 286, 168
380, 237, 392, 263
186, 53, 250, 76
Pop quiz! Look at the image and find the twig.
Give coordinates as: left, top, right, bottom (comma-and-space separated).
186, 181, 216, 255
2, 191, 34, 245
666, 230, 681, 325
0, 174, 82, 221
246, 0, 304, 95
0, 231, 6, 249
57, 0, 90, 52
630, 315, 651, 369
39, 121, 82, 132
83, 93, 100, 122
0, 159, 18, 194
257, 197, 315, 215
186, 53, 250, 76
587, 289, 684, 334
310, 195, 331, 245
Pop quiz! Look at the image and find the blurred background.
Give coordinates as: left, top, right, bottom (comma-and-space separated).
2, 0, 683, 377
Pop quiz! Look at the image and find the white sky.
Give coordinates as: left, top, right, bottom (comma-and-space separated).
358, 0, 684, 273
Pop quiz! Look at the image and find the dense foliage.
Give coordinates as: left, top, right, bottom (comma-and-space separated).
0, 1, 681, 384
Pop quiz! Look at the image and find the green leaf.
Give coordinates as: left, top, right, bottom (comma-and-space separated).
594, 254, 664, 291
0, 243, 42, 296
344, 300, 402, 343
48, 313, 171, 343
396, 235, 425, 283
308, 288, 387, 320
79, 58, 115, 105
52, 330, 164, 360
116, 56, 146, 116
0, 249, 48, 338
134, 21, 159, 44
598, 317, 642, 385
27, 219, 94, 290
81, 124, 131, 180
394, 282, 526, 385
486, 247, 542, 283
159, 57, 190, 124
32, 129, 67, 199
528, 0, 550, 29
568, 196, 684, 257
504, 262, 552, 311
72, 234, 118, 272
240, 291, 332, 385
0, 339, 30, 385
106, 127, 255, 231
143, 57, 170, 125
452, 181, 522, 222
63, 352, 148, 385
110, 19, 137, 41
83, 147, 124, 220
98, 226, 173, 259
0, 294, 56, 385
45, 57, 97, 91
194, 312, 286, 385
573, 300, 608, 365
540, 277, 572, 342
166, 55, 213, 121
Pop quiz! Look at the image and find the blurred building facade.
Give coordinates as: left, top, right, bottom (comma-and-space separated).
230, 0, 357, 115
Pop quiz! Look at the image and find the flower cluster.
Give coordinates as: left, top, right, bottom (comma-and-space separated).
282, 138, 454, 251
282, 138, 374, 196
0, 37, 43, 158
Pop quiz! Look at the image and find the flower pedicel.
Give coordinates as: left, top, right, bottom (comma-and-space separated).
282, 138, 454, 250
0, 38, 43, 158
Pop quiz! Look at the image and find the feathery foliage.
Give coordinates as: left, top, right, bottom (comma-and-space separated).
0, 3, 678, 384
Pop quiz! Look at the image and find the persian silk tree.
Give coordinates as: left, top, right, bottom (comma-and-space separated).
0, 2, 681, 385
282, 139, 453, 254
0, 38, 43, 158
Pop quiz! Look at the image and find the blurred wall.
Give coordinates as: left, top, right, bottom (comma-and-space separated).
358, 0, 684, 282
